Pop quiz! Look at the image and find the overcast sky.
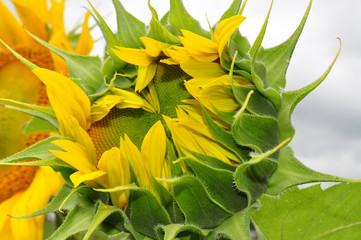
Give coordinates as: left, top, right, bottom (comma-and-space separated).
4, 0, 361, 180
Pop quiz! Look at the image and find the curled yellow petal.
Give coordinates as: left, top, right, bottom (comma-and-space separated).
91, 95, 126, 122
135, 63, 158, 92
140, 37, 170, 58
214, 15, 246, 58
111, 88, 145, 108
70, 170, 106, 188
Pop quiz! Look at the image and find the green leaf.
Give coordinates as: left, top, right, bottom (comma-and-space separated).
23, 117, 58, 134
255, 0, 312, 91
278, 41, 341, 142
252, 183, 361, 240
170, 176, 232, 228
169, 0, 210, 38
232, 113, 279, 153
182, 157, 247, 212
127, 188, 171, 238
0, 136, 61, 163
232, 85, 277, 118
266, 147, 358, 196
229, 30, 251, 73
206, 203, 260, 240
112, 0, 146, 48
156, 224, 208, 240
47, 205, 95, 240
27, 32, 104, 95
218, 0, 243, 23
234, 139, 290, 205
147, 1, 181, 44
203, 108, 250, 162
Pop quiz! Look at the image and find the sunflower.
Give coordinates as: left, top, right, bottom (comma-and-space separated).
0, 0, 93, 238
1, 0, 346, 239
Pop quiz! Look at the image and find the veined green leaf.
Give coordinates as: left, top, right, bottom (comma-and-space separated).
190, 151, 237, 172
169, 0, 210, 38
112, 0, 146, 48
47, 205, 95, 240
170, 176, 232, 228
278, 40, 341, 142
206, 202, 260, 240
0, 136, 61, 163
256, 0, 312, 91
234, 139, 290, 205
266, 147, 359, 196
156, 224, 208, 240
182, 157, 247, 212
229, 30, 252, 73
147, 1, 180, 44
252, 183, 361, 240
27, 32, 103, 95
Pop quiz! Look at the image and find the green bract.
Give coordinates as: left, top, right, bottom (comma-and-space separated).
1, 0, 360, 239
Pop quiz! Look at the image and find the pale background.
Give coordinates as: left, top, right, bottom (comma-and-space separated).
4, 0, 361, 180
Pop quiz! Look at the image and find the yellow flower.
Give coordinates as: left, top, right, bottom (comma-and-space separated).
112, 37, 171, 92
167, 15, 246, 63
32, 68, 169, 208
0, 166, 63, 240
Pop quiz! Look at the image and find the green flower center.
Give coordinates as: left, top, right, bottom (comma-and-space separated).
88, 63, 191, 157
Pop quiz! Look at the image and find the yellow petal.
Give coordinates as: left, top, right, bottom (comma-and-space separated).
11, 0, 50, 24
51, 139, 97, 173
180, 29, 218, 54
97, 147, 130, 208
163, 46, 193, 64
120, 135, 149, 188
70, 170, 106, 188
112, 47, 154, 66
141, 37, 170, 58
180, 61, 225, 78
49, 0, 65, 31
214, 15, 246, 58
135, 63, 157, 92
32, 68, 91, 130
75, 12, 94, 55
0, 1, 31, 50
141, 121, 166, 179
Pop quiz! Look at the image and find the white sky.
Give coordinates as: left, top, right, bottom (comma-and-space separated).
4, 0, 361, 179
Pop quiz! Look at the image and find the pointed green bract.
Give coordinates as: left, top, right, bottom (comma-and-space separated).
266, 147, 358, 196
147, 1, 181, 44
278, 41, 341, 142
23, 117, 58, 134
156, 224, 208, 240
253, 183, 361, 240
218, 0, 243, 23
112, 0, 146, 48
169, 0, 210, 38
256, 0, 312, 91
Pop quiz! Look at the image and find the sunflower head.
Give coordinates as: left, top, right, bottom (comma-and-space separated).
1, 0, 343, 239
